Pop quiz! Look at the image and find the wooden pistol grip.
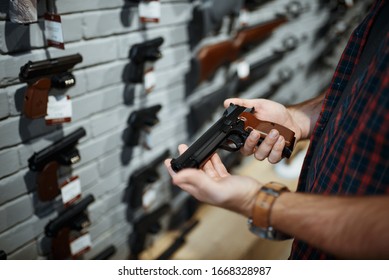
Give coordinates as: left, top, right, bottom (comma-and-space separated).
51, 227, 71, 260
23, 78, 51, 119
37, 161, 60, 201
239, 112, 295, 157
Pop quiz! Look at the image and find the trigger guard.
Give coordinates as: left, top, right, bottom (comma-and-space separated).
220, 134, 245, 152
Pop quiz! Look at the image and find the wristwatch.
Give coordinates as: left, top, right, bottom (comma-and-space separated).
248, 182, 292, 240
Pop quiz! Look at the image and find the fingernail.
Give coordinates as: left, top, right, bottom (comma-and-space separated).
269, 130, 279, 139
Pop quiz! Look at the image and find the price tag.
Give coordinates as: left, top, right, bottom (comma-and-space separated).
142, 186, 158, 210
344, 0, 354, 7
237, 60, 250, 80
238, 9, 250, 27
139, 0, 161, 23
144, 69, 156, 93
45, 95, 72, 125
60, 176, 82, 207
70, 233, 92, 257
44, 13, 65, 49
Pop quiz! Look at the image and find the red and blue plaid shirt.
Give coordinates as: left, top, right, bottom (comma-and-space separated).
290, 0, 389, 259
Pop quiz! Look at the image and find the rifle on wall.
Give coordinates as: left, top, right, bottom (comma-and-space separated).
186, 15, 289, 94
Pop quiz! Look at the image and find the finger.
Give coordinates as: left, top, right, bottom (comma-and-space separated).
164, 159, 194, 191
268, 136, 285, 164
241, 130, 261, 156
210, 153, 229, 177
202, 156, 218, 178
254, 129, 279, 161
178, 144, 188, 154
164, 158, 175, 176
172, 169, 212, 195
224, 98, 255, 109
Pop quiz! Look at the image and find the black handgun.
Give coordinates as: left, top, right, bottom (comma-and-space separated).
188, 0, 243, 47
45, 194, 95, 259
128, 150, 170, 209
19, 54, 82, 119
171, 104, 296, 172
129, 203, 170, 259
124, 105, 162, 148
45, 194, 95, 238
128, 37, 164, 83
156, 219, 199, 260
28, 127, 86, 201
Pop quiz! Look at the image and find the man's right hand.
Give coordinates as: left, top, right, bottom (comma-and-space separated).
224, 98, 306, 164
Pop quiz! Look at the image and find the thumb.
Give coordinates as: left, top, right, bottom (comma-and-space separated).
224, 98, 254, 109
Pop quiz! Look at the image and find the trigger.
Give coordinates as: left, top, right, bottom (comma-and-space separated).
220, 134, 245, 152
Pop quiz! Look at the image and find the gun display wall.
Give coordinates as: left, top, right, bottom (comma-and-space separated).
0, 0, 373, 259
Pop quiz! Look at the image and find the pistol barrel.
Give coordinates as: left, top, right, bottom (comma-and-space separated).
19, 54, 82, 82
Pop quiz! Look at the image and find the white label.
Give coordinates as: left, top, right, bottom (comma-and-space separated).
344, 0, 354, 7
139, 0, 161, 23
60, 177, 82, 206
237, 60, 250, 79
140, 129, 152, 150
70, 234, 92, 257
44, 14, 64, 49
45, 95, 72, 125
144, 70, 156, 93
142, 187, 158, 209
238, 9, 250, 26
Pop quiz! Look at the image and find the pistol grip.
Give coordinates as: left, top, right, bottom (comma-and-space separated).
23, 78, 51, 119
253, 121, 295, 158
51, 227, 71, 260
37, 161, 60, 201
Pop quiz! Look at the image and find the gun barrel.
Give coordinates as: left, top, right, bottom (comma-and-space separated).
19, 54, 83, 82
28, 127, 86, 172
45, 194, 95, 237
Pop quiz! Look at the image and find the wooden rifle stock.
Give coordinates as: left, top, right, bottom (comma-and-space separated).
198, 16, 288, 83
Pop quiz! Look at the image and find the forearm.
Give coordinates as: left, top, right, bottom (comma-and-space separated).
287, 93, 325, 140
272, 192, 389, 259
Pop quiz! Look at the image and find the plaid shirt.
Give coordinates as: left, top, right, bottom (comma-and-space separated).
290, 0, 389, 259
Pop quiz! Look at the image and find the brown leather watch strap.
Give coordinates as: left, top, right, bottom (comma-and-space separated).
252, 182, 289, 228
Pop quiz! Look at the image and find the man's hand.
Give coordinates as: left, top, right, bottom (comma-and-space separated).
165, 144, 261, 217
224, 98, 305, 163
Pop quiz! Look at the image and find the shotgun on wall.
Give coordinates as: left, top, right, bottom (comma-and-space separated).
187, 15, 289, 93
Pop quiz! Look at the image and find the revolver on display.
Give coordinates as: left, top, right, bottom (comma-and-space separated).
128, 37, 164, 83
19, 54, 82, 119
171, 104, 296, 172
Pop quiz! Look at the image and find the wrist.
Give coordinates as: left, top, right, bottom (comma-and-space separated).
248, 182, 292, 240
286, 106, 308, 141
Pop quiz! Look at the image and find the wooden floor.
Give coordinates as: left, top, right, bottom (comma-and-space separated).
141, 145, 307, 260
